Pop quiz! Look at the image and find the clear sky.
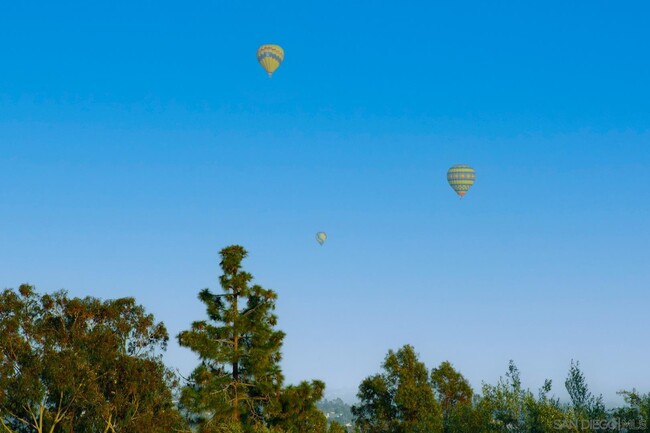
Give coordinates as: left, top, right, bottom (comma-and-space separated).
1, 1, 649, 405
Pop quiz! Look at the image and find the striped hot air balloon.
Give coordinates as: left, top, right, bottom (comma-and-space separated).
447, 165, 476, 198
257, 44, 284, 77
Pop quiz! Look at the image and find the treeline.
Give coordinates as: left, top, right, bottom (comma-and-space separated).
1, 245, 648, 433
0, 246, 341, 433
353, 345, 650, 433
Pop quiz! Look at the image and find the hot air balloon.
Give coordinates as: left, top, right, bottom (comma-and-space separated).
257, 44, 284, 77
316, 232, 327, 246
447, 164, 476, 198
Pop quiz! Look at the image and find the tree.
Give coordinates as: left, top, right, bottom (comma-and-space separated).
564, 360, 605, 421
450, 395, 494, 433
480, 360, 528, 433
0, 284, 187, 433
270, 380, 327, 433
352, 345, 443, 433
431, 361, 473, 433
328, 422, 348, 433
177, 245, 286, 431
353, 373, 394, 433
522, 380, 567, 433
614, 390, 650, 433
478, 361, 573, 433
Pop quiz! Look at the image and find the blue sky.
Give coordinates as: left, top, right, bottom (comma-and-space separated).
1, 1, 650, 405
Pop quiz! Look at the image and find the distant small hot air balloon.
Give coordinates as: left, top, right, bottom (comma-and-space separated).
447, 164, 476, 198
316, 232, 327, 246
257, 44, 284, 77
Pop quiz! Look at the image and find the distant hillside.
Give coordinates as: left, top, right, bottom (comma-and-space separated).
317, 398, 354, 430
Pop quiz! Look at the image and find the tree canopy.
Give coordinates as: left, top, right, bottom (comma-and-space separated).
352, 345, 443, 433
0, 284, 187, 433
177, 245, 328, 433
3, 246, 650, 433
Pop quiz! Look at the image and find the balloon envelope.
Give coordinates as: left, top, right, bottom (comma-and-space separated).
447, 164, 476, 197
257, 44, 284, 77
316, 232, 327, 245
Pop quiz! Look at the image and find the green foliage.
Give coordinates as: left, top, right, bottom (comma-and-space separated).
0, 284, 187, 433
270, 380, 327, 433
353, 373, 394, 433
178, 245, 328, 433
352, 345, 443, 433
328, 421, 348, 433
565, 360, 605, 420
178, 246, 285, 428
521, 380, 567, 433
354, 349, 647, 433
478, 361, 568, 433
447, 396, 493, 433
613, 390, 650, 433
431, 361, 473, 433
480, 361, 529, 432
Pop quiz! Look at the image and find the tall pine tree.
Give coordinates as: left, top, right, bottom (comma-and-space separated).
178, 245, 285, 431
